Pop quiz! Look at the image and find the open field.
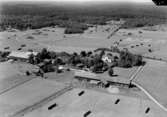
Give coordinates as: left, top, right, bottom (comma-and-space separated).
0, 78, 67, 117
116, 26, 167, 55
144, 45, 167, 61
0, 10, 167, 117
0, 23, 123, 53
24, 88, 167, 117
0, 2, 167, 117
1, 22, 167, 55
0, 61, 38, 94
134, 59, 167, 108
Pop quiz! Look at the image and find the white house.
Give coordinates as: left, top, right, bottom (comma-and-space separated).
102, 55, 112, 63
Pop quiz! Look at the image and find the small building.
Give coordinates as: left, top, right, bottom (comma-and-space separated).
8, 51, 38, 61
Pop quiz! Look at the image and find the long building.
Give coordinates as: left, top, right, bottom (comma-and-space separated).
74, 70, 132, 87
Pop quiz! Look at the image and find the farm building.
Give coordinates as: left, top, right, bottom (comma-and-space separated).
74, 70, 132, 88
74, 70, 98, 81
8, 51, 38, 61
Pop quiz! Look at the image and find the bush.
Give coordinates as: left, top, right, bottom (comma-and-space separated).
27, 36, 34, 40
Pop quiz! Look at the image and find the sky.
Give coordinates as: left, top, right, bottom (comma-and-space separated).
0, 0, 153, 3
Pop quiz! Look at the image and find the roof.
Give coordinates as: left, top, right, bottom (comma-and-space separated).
74, 70, 130, 84
74, 70, 98, 80
8, 51, 38, 59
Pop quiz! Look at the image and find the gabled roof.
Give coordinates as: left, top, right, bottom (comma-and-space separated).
8, 51, 38, 59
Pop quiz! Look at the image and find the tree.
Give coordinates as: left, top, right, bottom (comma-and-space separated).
108, 67, 114, 77
80, 51, 87, 57
48, 51, 57, 59
40, 48, 48, 59
87, 51, 92, 57
99, 50, 105, 59
55, 58, 63, 65
26, 71, 30, 76
135, 55, 143, 66
34, 53, 42, 64
28, 54, 34, 64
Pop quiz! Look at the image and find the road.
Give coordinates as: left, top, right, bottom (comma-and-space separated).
129, 65, 167, 112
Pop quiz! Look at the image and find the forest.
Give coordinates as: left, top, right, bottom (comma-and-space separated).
0, 2, 167, 33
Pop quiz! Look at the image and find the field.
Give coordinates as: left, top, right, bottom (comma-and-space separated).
0, 23, 123, 53
134, 59, 167, 108
0, 61, 37, 94
0, 78, 67, 117
24, 88, 167, 117
0, 2, 167, 117
116, 25, 167, 55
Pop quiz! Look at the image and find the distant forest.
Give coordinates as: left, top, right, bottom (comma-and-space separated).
0, 2, 167, 33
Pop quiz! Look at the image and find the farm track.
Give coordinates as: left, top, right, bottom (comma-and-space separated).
130, 65, 145, 82
130, 64, 167, 112
133, 82, 167, 112
0, 76, 36, 96
11, 85, 73, 117
143, 56, 167, 63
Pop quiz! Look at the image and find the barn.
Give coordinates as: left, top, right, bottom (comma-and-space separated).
8, 51, 38, 61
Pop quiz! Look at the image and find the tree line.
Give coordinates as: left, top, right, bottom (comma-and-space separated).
1, 3, 167, 33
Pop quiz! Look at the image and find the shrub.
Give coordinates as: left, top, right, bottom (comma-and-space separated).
27, 36, 34, 40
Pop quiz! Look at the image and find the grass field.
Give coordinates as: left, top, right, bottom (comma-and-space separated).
0, 61, 37, 94
117, 26, 167, 55
0, 78, 66, 117
24, 88, 167, 117
134, 59, 167, 108
1, 22, 167, 55
0, 20, 167, 117
0, 22, 124, 53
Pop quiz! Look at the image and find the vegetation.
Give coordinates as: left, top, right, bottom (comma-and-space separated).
27, 45, 144, 75
96, 46, 144, 68
118, 49, 143, 68
0, 51, 10, 62
108, 67, 114, 77
1, 2, 167, 33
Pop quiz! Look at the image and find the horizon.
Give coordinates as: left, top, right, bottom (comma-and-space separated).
0, 0, 154, 5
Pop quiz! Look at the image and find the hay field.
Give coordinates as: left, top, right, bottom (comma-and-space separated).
134, 59, 167, 108
0, 22, 167, 55
0, 61, 37, 94
0, 78, 66, 117
24, 88, 167, 117
116, 25, 167, 55
0, 23, 123, 53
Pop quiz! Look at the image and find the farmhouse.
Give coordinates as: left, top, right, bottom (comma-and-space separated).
102, 52, 120, 63
8, 51, 38, 61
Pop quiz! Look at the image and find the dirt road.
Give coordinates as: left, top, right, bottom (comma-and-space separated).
11, 85, 73, 117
